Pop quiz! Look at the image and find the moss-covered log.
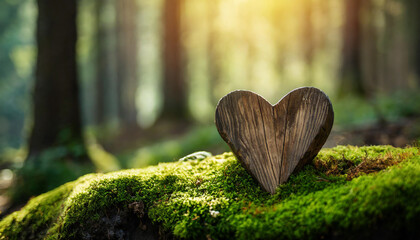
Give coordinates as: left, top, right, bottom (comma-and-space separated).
1, 145, 420, 239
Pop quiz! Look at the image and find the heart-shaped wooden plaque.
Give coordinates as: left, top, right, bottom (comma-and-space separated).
215, 87, 334, 194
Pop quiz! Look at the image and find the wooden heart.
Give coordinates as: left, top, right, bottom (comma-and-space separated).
215, 87, 334, 194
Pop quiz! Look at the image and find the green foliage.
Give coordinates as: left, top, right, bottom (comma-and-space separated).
85, 131, 121, 172
127, 126, 227, 168
87, 143, 120, 172
0, 147, 25, 166
333, 96, 378, 127
0, 145, 419, 239
5, 131, 120, 202
333, 90, 420, 128
11, 146, 94, 203
375, 90, 420, 120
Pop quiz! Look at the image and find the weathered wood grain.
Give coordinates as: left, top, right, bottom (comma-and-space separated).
215, 87, 334, 194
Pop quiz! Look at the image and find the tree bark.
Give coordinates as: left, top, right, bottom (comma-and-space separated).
339, 0, 365, 97
161, 0, 188, 121
116, 0, 139, 127
28, 0, 88, 161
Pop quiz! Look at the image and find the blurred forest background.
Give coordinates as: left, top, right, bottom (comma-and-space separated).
0, 0, 420, 212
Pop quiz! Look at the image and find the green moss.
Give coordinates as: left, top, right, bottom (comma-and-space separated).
1, 145, 419, 239
0, 181, 75, 239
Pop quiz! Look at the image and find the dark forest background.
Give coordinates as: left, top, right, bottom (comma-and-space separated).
0, 0, 420, 211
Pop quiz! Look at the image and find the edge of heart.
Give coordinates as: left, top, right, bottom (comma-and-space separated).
215, 87, 334, 194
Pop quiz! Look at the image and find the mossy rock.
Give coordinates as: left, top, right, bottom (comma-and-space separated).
1, 145, 420, 239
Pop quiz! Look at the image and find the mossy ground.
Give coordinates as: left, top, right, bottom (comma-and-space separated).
0, 145, 419, 239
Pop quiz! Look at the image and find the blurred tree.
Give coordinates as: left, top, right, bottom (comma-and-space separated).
360, 0, 378, 96
339, 0, 365, 97
206, 0, 221, 104
13, 0, 94, 203
361, 0, 411, 95
404, 0, 420, 84
94, 0, 111, 126
116, 0, 139, 128
302, 0, 315, 85
381, 0, 409, 91
160, 0, 188, 121
28, 0, 89, 161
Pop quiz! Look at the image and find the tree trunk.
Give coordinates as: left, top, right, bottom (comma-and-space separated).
339, 0, 365, 97
382, 0, 409, 92
360, 0, 379, 96
302, 2, 314, 85
161, 0, 188, 121
414, 10, 420, 84
94, 0, 111, 126
28, 0, 88, 161
412, 8, 420, 83
405, 0, 420, 85
207, 0, 221, 104
116, 0, 139, 127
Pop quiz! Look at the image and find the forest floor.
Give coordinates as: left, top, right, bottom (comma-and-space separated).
0, 116, 419, 217
325, 116, 420, 148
